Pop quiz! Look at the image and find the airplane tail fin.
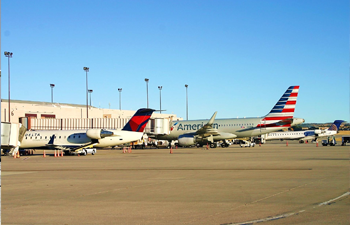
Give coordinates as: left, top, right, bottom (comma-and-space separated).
48, 134, 56, 145
122, 108, 155, 132
263, 86, 300, 124
328, 120, 345, 131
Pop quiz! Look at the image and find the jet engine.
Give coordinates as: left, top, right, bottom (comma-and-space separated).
178, 134, 196, 146
314, 129, 325, 135
86, 129, 114, 140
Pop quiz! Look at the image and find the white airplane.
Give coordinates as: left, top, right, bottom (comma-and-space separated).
19, 108, 155, 155
263, 120, 345, 142
155, 86, 304, 148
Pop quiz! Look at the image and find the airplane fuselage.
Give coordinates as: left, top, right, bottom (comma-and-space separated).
20, 129, 143, 149
264, 130, 313, 141
157, 117, 296, 141
264, 129, 338, 141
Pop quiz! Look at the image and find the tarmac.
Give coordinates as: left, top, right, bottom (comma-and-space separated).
1, 142, 349, 225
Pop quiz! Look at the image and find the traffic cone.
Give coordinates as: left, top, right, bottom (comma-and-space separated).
13, 152, 17, 159
316, 142, 318, 147
54, 150, 57, 157
57, 150, 60, 157
206, 143, 209, 150
17, 151, 20, 158
170, 147, 173, 154
286, 141, 288, 147
43, 150, 46, 158
61, 151, 64, 157
123, 147, 126, 153
259, 142, 261, 147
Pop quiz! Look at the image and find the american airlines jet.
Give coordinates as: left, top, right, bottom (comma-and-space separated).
155, 86, 304, 148
19, 108, 155, 155
264, 120, 345, 142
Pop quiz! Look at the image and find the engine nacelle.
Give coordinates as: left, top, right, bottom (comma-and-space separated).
314, 129, 325, 135
178, 134, 196, 146
86, 129, 114, 140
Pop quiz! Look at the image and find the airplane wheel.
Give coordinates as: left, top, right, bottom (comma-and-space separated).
210, 143, 217, 148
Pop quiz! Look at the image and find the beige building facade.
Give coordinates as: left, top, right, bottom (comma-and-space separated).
1, 99, 181, 131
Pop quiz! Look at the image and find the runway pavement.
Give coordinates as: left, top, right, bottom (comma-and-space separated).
2, 142, 349, 225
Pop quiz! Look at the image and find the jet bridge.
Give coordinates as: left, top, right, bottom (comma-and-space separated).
1, 122, 26, 156
147, 117, 172, 136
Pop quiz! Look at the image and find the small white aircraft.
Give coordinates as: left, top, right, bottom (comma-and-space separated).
264, 120, 345, 142
19, 108, 155, 155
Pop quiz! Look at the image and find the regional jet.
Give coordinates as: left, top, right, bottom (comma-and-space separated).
20, 108, 155, 155
155, 86, 304, 148
263, 120, 345, 143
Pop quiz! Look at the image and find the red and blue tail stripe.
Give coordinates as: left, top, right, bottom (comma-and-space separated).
259, 86, 299, 128
122, 108, 155, 132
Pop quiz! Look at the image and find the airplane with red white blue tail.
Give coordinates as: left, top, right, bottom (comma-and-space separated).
155, 86, 304, 148
19, 108, 155, 155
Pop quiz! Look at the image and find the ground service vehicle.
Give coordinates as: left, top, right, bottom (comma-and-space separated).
240, 140, 255, 148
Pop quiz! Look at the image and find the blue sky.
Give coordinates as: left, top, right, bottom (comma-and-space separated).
1, 0, 349, 123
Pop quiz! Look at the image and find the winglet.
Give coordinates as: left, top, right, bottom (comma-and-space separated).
208, 111, 218, 125
48, 134, 55, 145
122, 108, 155, 132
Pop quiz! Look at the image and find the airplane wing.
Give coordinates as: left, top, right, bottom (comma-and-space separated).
195, 112, 220, 137
44, 130, 113, 150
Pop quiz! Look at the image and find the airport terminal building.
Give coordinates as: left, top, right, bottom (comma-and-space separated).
1, 99, 181, 133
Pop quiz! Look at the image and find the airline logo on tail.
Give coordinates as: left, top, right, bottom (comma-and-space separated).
328, 120, 345, 131
122, 108, 155, 132
259, 86, 300, 128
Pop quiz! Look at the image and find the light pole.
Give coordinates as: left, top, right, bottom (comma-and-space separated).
145, 78, 149, 108
50, 84, 55, 103
185, 84, 188, 120
4, 51, 13, 122
83, 67, 89, 118
88, 89, 93, 106
118, 88, 122, 110
158, 86, 162, 114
